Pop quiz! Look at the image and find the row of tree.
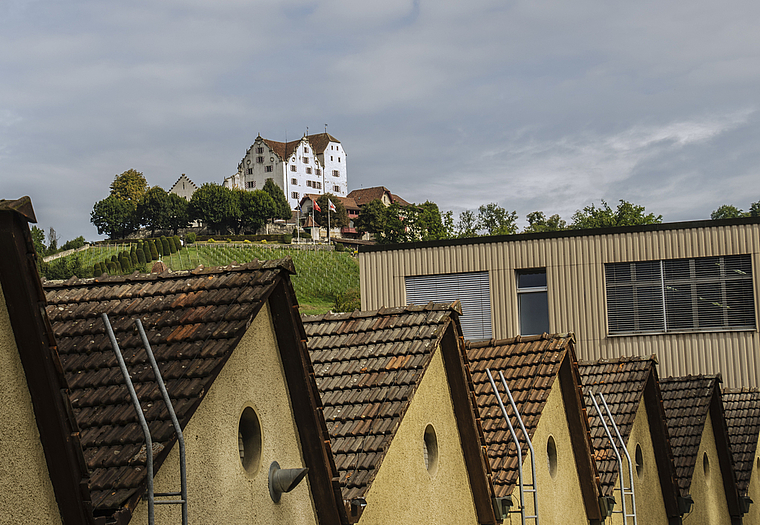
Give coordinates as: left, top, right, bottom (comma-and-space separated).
93, 236, 182, 276
711, 201, 760, 220
90, 170, 293, 239
354, 199, 664, 245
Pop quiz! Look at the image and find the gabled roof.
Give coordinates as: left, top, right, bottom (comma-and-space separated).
306, 132, 340, 154
302, 302, 496, 524
723, 388, 760, 496
660, 375, 721, 494
390, 194, 410, 206
168, 173, 198, 193
578, 356, 681, 518
1, 197, 95, 524
43, 259, 343, 524
254, 132, 339, 162
346, 187, 394, 207
660, 375, 742, 516
465, 333, 603, 521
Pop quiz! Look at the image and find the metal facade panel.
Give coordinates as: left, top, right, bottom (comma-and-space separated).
361, 222, 760, 387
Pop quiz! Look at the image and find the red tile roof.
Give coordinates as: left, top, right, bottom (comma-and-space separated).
302, 302, 496, 524
723, 388, 760, 496
660, 375, 718, 494
347, 187, 393, 207
43, 260, 343, 523
465, 333, 603, 522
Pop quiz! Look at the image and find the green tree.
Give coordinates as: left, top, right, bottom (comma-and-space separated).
524, 211, 567, 233
190, 183, 239, 234
476, 203, 518, 236
355, 199, 388, 236
408, 201, 447, 241
110, 169, 148, 204
237, 189, 275, 234
711, 204, 746, 220
91, 195, 138, 239
570, 200, 662, 229
314, 194, 348, 230
166, 193, 190, 235
60, 236, 86, 251
149, 239, 159, 260
749, 201, 760, 217
263, 178, 292, 220
456, 210, 478, 238
47, 227, 59, 254
30, 226, 46, 256
137, 186, 171, 235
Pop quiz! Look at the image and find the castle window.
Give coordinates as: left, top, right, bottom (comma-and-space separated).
338, 157, 341, 162
256, 156, 264, 163
315, 169, 321, 176
333, 185, 340, 192
291, 178, 298, 185
247, 168, 253, 175
315, 181, 322, 190
246, 181, 256, 189
265, 165, 273, 173
304, 157, 309, 164
306, 167, 312, 174
256, 147, 264, 154
332, 170, 339, 177
291, 192, 299, 199
290, 165, 297, 172
304, 146, 309, 153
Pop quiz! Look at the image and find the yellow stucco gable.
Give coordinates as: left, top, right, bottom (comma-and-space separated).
507, 372, 590, 524
357, 345, 480, 525
685, 412, 733, 525
606, 400, 669, 525
132, 301, 319, 525
0, 284, 62, 525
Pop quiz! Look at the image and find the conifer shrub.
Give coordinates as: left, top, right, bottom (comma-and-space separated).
173, 235, 182, 250
150, 239, 159, 259
168, 236, 177, 254
137, 247, 146, 264
185, 232, 196, 244
161, 236, 171, 255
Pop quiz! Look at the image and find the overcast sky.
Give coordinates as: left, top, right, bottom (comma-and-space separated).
2, 0, 760, 242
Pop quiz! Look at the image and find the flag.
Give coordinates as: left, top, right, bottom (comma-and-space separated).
313, 200, 321, 212
329, 199, 336, 212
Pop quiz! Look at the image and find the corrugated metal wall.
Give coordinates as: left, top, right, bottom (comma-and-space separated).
360, 223, 760, 388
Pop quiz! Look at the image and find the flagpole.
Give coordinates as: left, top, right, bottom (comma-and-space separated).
312, 201, 315, 244
328, 199, 331, 245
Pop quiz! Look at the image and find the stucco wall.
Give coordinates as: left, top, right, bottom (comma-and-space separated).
503, 374, 589, 524
745, 431, 760, 525
132, 302, 319, 524
606, 400, 669, 525
684, 413, 732, 525
357, 346, 480, 525
0, 285, 62, 524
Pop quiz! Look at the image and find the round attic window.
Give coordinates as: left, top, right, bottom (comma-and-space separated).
238, 407, 262, 475
635, 444, 644, 478
423, 424, 439, 475
547, 435, 558, 478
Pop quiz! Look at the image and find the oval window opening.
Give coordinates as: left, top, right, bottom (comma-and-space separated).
423, 424, 439, 475
635, 444, 644, 478
703, 452, 711, 482
547, 435, 558, 478
239, 407, 262, 475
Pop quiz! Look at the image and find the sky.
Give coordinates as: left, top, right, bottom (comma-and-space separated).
2, 0, 760, 242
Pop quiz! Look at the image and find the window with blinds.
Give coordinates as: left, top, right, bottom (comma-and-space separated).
405, 272, 492, 340
606, 255, 755, 335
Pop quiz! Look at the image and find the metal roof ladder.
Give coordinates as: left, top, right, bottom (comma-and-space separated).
103, 314, 188, 525
486, 368, 540, 525
588, 390, 637, 525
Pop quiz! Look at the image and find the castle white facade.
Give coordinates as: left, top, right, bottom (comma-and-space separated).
224, 132, 347, 210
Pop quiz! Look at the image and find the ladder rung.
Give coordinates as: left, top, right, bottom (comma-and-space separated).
155, 500, 186, 505
155, 492, 182, 497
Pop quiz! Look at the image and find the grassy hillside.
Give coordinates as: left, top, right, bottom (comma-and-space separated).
53, 242, 360, 314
